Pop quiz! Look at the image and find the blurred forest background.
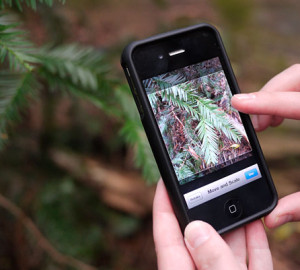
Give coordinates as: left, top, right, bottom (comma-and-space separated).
0, 0, 299, 269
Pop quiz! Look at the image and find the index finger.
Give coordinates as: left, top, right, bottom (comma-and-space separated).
232, 91, 300, 120
231, 64, 300, 129
260, 64, 300, 93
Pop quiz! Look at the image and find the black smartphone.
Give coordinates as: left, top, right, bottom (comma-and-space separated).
121, 23, 277, 234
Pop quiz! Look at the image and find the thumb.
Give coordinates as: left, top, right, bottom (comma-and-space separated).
184, 221, 240, 270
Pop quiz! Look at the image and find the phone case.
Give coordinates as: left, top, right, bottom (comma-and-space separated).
121, 23, 277, 233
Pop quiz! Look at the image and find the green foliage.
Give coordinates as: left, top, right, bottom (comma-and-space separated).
160, 79, 241, 143
173, 151, 194, 180
0, 14, 37, 142
0, 13, 111, 144
36, 44, 105, 91
33, 43, 157, 183
0, 15, 36, 71
34, 44, 119, 118
149, 73, 244, 182
0, 6, 159, 183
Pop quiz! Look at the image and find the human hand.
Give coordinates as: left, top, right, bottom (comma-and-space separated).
231, 64, 300, 131
231, 64, 300, 228
153, 179, 273, 270
264, 192, 300, 228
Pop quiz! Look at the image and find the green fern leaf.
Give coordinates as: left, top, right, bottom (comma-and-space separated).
155, 80, 243, 167
0, 15, 36, 71
196, 98, 241, 141
196, 118, 219, 165
35, 44, 107, 92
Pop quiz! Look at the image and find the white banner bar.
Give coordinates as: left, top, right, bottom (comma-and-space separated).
184, 164, 261, 209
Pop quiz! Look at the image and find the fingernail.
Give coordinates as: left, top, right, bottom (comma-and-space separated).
251, 115, 259, 130
184, 221, 210, 249
234, 93, 256, 100
275, 214, 293, 226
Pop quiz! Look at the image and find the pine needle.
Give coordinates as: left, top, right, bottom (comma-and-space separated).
0, 14, 37, 71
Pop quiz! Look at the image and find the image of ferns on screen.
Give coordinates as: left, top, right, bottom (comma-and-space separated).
143, 57, 252, 185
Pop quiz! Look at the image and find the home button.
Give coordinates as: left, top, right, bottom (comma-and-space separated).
224, 199, 242, 218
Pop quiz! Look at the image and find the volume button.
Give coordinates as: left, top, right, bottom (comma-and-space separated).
126, 67, 130, 75
126, 67, 138, 95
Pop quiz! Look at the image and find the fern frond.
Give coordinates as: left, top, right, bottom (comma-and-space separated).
173, 151, 197, 181
193, 98, 242, 165
196, 98, 241, 142
163, 84, 188, 102
155, 80, 243, 167
147, 91, 158, 110
176, 165, 194, 181
35, 44, 121, 116
154, 73, 185, 90
0, 15, 36, 71
35, 44, 108, 92
0, 0, 66, 11
0, 71, 38, 146
195, 118, 219, 165
36, 45, 159, 182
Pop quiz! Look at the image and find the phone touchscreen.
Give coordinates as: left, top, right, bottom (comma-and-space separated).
143, 57, 262, 209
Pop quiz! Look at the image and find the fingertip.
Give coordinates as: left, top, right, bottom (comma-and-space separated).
231, 94, 268, 132
230, 94, 239, 108
232, 93, 257, 101
264, 210, 278, 229
264, 192, 300, 228
184, 221, 211, 249
264, 213, 293, 229
231, 94, 255, 111
231, 94, 242, 110
184, 221, 240, 270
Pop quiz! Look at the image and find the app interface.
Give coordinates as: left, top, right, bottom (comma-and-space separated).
143, 57, 261, 209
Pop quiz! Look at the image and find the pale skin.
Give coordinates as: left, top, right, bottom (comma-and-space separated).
153, 64, 300, 269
